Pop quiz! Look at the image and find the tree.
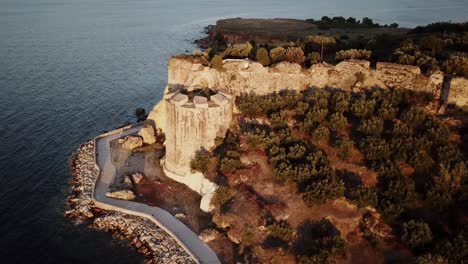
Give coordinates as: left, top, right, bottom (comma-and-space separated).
269, 47, 286, 63
335, 137, 353, 160
210, 55, 223, 70
285, 47, 305, 65
329, 112, 347, 131
401, 220, 433, 251
256, 47, 270, 66
349, 186, 378, 208
190, 153, 211, 172
135, 107, 147, 122
390, 23, 399, 28
420, 35, 445, 56
213, 186, 232, 209
223, 42, 253, 58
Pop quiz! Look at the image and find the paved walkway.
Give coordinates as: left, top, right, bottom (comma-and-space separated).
92, 125, 220, 264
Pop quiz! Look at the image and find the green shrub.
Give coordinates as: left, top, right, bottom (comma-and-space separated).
349, 186, 378, 208
190, 154, 211, 172
335, 137, 353, 160
416, 254, 448, 264
312, 126, 330, 142
306, 52, 321, 66
285, 47, 305, 64
213, 186, 232, 208
358, 117, 384, 136
210, 55, 223, 70
443, 55, 468, 77
350, 98, 375, 118
267, 221, 294, 242
256, 47, 271, 66
303, 178, 345, 205
401, 220, 433, 251
335, 49, 372, 61
222, 42, 253, 58
220, 157, 241, 173
269, 47, 286, 63
329, 112, 347, 131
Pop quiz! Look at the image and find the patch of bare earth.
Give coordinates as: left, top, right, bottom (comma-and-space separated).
221, 147, 407, 263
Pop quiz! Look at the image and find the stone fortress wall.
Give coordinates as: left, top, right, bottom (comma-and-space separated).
164, 88, 233, 176
165, 57, 468, 108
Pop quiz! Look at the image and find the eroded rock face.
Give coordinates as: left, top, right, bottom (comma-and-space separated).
138, 125, 156, 145
105, 190, 136, 201
122, 135, 143, 151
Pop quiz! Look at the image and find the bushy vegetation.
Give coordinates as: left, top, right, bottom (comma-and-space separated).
222, 42, 253, 58
256, 47, 270, 66
285, 47, 305, 65
294, 219, 347, 263
210, 54, 223, 70
190, 153, 211, 172
335, 49, 372, 61
236, 86, 466, 262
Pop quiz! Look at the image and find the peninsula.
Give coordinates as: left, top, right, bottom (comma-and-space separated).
67, 17, 467, 264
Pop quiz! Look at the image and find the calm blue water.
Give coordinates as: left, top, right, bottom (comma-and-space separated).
0, 0, 467, 262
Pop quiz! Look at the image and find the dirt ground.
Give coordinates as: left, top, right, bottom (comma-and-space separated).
109, 137, 212, 234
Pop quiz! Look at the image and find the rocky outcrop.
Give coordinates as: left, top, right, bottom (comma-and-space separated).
105, 189, 136, 201
132, 172, 145, 184
138, 125, 156, 145
167, 57, 447, 97
122, 135, 143, 151
448, 77, 468, 108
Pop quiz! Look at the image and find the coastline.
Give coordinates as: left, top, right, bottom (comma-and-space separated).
66, 141, 193, 264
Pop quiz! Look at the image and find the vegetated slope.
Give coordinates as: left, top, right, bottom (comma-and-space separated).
191, 87, 467, 263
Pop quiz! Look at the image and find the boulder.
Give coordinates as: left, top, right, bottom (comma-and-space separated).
138, 125, 156, 145
121, 176, 133, 189
212, 213, 235, 229
198, 229, 219, 243
175, 213, 186, 219
121, 135, 143, 151
105, 190, 136, 200
131, 172, 144, 184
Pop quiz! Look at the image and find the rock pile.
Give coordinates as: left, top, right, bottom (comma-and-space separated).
66, 141, 193, 264
121, 135, 143, 151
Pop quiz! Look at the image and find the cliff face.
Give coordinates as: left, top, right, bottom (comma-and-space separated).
164, 91, 233, 175
167, 57, 447, 100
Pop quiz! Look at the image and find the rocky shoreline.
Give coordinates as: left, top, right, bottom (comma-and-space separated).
65, 141, 194, 264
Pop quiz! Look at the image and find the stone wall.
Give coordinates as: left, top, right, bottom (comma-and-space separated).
448, 77, 468, 109
167, 57, 449, 99
164, 90, 233, 175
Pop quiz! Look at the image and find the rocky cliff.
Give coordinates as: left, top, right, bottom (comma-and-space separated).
166, 57, 447, 99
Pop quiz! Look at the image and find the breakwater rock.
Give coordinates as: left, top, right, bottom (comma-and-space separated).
66, 141, 193, 264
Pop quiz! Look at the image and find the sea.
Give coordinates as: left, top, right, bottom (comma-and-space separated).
0, 0, 467, 263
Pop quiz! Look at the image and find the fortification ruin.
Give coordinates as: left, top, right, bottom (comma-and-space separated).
164, 87, 233, 176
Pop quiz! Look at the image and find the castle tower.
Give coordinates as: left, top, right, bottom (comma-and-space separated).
164, 88, 233, 175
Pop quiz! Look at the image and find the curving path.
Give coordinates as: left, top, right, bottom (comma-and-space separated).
92, 124, 220, 264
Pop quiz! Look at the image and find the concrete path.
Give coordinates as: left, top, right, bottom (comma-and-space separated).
92, 125, 220, 264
